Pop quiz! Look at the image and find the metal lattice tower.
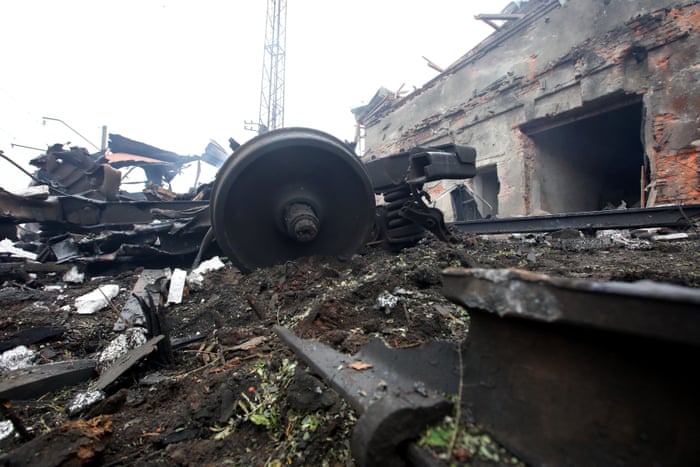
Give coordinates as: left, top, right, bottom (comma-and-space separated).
257, 0, 287, 134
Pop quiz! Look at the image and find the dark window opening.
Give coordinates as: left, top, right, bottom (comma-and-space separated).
451, 185, 482, 221
524, 99, 645, 213
451, 166, 499, 220
473, 166, 499, 218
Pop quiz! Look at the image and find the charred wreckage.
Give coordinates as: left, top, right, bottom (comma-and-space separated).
1, 128, 700, 466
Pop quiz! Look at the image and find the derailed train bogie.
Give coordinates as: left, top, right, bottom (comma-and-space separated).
210, 127, 476, 272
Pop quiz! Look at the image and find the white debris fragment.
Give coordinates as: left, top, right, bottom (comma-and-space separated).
15, 184, 49, 198
650, 232, 690, 241
187, 256, 226, 290
0, 345, 36, 372
167, 268, 188, 304
195, 256, 226, 274
376, 291, 399, 314
392, 288, 415, 296
0, 420, 14, 441
67, 390, 106, 416
74, 284, 120, 314
0, 238, 38, 260
97, 327, 148, 373
139, 371, 169, 386
63, 266, 85, 284
631, 227, 662, 238
596, 229, 652, 250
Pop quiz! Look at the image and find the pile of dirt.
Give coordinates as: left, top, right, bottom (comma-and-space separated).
1, 229, 699, 465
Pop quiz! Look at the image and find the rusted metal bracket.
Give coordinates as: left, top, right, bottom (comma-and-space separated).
398, 197, 455, 243
442, 268, 700, 466
273, 326, 456, 466
364, 144, 476, 193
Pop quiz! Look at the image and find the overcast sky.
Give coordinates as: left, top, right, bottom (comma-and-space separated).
0, 0, 511, 192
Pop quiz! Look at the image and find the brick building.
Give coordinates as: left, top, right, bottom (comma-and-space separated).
354, 0, 700, 220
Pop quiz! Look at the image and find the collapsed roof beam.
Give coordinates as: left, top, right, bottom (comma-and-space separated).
474, 13, 525, 30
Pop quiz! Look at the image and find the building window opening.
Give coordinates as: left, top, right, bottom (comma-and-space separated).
472, 165, 499, 218
450, 165, 499, 221
524, 99, 645, 214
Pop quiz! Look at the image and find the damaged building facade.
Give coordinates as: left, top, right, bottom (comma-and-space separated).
355, 0, 700, 220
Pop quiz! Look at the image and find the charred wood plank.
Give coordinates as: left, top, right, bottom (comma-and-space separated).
0, 359, 97, 400
92, 335, 164, 391
0, 326, 65, 353
0, 415, 112, 467
0, 263, 71, 275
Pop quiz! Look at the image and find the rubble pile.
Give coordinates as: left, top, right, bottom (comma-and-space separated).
1, 136, 225, 274
1, 137, 699, 465
1, 222, 699, 464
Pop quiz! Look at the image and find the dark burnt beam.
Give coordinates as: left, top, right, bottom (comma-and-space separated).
474, 14, 525, 31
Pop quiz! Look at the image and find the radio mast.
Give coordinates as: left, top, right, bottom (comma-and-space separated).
256, 0, 287, 134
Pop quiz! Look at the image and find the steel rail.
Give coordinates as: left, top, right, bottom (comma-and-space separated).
450, 204, 700, 234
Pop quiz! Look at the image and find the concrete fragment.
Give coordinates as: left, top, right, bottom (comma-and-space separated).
96, 327, 148, 373
62, 266, 84, 284
167, 268, 187, 304
93, 335, 164, 391
74, 284, 120, 314
0, 238, 37, 260
375, 291, 398, 313
0, 345, 35, 372
596, 229, 652, 250
187, 256, 226, 290
0, 420, 12, 441
67, 390, 106, 416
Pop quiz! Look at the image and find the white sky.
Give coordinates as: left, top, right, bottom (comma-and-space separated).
0, 0, 511, 193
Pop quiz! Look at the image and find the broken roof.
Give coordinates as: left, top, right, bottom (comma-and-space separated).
355, 0, 559, 126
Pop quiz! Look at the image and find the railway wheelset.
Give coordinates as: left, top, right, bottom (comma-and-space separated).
209, 127, 476, 272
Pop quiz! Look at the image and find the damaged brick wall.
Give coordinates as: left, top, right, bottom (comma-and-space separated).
359, 0, 700, 216
645, 3, 700, 204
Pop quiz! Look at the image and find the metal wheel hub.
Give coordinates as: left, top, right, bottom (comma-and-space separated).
210, 128, 375, 272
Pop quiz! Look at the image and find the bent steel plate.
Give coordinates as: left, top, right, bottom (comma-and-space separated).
442, 268, 700, 466
210, 128, 375, 272
274, 326, 455, 466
